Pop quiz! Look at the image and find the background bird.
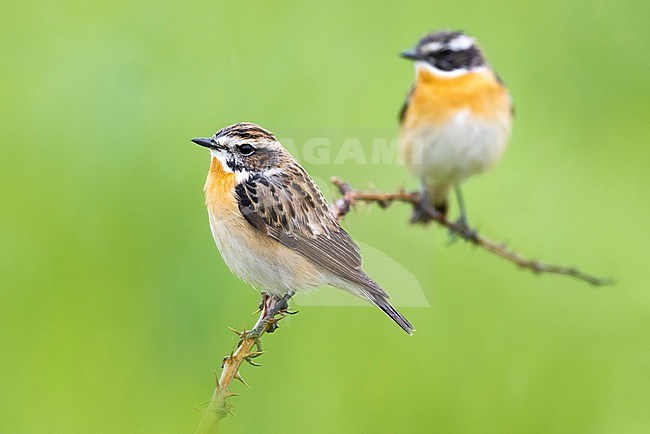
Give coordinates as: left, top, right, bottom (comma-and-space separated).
399, 30, 513, 227
192, 122, 414, 334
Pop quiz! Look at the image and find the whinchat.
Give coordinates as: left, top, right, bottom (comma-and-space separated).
399, 30, 512, 226
192, 123, 414, 334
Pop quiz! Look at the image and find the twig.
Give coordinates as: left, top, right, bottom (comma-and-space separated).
194, 304, 287, 434
331, 177, 612, 286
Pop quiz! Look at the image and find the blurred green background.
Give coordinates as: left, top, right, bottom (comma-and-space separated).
1, 0, 649, 432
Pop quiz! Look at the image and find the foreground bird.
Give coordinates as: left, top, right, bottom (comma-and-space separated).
399, 30, 513, 226
192, 123, 413, 334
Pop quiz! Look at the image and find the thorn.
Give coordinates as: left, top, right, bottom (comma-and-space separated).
228, 408, 238, 418
234, 371, 252, 389
215, 372, 223, 390
247, 351, 264, 358
223, 391, 241, 399
245, 358, 262, 367
227, 326, 241, 335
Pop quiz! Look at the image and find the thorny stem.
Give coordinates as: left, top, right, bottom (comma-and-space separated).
195, 177, 610, 432
194, 304, 287, 434
330, 177, 612, 287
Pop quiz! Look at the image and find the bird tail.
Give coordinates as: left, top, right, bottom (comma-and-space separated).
366, 292, 415, 335
356, 277, 415, 335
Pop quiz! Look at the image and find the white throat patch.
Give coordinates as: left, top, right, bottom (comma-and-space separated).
209, 149, 250, 183
210, 149, 232, 172
415, 61, 487, 79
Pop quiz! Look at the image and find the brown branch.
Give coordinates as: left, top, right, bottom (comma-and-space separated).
194, 303, 288, 434
331, 177, 612, 287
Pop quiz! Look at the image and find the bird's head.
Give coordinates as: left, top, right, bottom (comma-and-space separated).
192, 122, 288, 177
401, 30, 486, 75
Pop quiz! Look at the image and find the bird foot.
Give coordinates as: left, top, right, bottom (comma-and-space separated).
237, 293, 296, 364
447, 217, 478, 244
410, 196, 437, 225
410, 207, 433, 224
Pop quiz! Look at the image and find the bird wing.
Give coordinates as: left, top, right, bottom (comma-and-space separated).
399, 84, 415, 125
235, 164, 414, 334
235, 166, 379, 290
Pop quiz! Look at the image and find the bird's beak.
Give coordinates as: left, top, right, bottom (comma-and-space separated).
400, 48, 421, 61
191, 137, 214, 148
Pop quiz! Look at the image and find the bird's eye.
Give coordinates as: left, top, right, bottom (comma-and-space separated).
238, 144, 255, 156
440, 49, 453, 56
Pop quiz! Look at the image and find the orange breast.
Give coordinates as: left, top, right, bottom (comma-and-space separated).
204, 157, 237, 217
403, 68, 511, 128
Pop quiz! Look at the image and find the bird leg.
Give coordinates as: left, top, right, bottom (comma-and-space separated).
254, 292, 294, 335
240, 292, 295, 365
454, 184, 469, 228
448, 185, 478, 242
411, 178, 435, 224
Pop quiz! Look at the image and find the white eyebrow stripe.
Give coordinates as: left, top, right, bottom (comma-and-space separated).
448, 34, 475, 51
421, 41, 443, 52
